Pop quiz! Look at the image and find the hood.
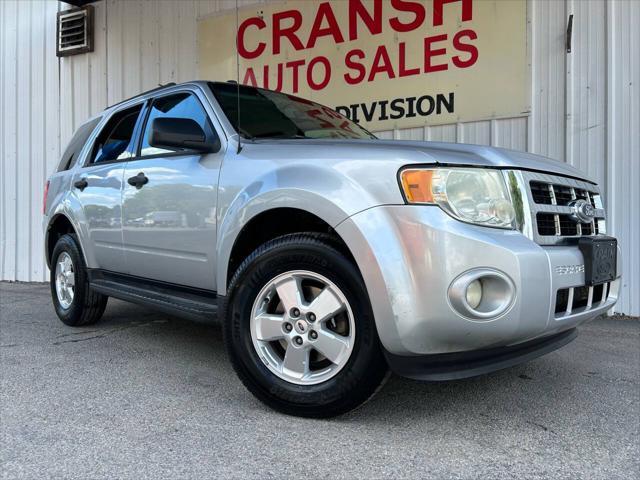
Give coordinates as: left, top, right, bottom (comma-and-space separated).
249, 138, 596, 184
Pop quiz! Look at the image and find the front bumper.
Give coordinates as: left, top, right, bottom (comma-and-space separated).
385, 328, 578, 381
336, 205, 621, 357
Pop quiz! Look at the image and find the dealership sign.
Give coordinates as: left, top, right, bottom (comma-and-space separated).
198, 0, 529, 131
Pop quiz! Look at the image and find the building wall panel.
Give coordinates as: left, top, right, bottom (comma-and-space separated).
529, 0, 567, 160
566, 0, 607, 187
607, 0, 640, 315
1, 0, 19, 281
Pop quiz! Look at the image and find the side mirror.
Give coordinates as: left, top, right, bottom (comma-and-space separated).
149, 117, 219, 153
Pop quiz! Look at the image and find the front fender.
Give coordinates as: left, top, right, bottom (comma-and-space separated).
216, 163, 379, 294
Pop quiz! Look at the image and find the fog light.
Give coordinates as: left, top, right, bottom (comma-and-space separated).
448, 268, 516, 321
465, 279, 482, 309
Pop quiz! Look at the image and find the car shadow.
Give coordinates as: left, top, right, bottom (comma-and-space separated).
84, 298, 586, 425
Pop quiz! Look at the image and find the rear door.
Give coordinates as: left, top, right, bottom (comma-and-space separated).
71, 103, 145, 273
121, 89, 224, 290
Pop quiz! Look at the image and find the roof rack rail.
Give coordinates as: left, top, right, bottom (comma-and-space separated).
106, 82, 177, 109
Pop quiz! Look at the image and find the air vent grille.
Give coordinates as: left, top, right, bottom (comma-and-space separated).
56, 6, 93, 57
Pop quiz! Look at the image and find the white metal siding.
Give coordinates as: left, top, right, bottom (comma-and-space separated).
1, 0, 61, 282
1, 0, 638, 315
606, 0, 640, 315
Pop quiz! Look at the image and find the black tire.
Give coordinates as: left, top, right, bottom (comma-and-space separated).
223, 233, 388, 418
50, 233, 108, 326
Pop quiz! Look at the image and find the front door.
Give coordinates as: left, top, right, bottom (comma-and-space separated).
121, 91, 223, 290
72, 103, 144, 274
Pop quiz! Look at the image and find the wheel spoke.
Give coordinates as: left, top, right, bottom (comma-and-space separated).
56, 279, 64, 301
254, 313, 285, 341
308, 287, 344, 323
314, 328, 350, 365
275, 276, 304, 312
282, 345, 309, 379
65, 272, 75, 286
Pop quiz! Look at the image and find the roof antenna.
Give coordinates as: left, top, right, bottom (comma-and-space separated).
235, 0, 242, 154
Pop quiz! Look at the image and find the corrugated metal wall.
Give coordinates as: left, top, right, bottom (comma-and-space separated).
1, 0, 638, 315
605, 0, 640, 316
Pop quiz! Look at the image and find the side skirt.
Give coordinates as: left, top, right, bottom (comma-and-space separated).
87, 269, 218, 321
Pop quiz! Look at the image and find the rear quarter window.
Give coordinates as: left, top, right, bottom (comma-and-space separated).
57, 117, 102, 172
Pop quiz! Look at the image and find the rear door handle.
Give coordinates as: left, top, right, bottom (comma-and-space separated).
127, 172, 149, 189
73, 178, 88, 191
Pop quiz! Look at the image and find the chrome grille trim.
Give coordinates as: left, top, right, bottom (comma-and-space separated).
548, 183, 557, 205
505, 170, 607, 246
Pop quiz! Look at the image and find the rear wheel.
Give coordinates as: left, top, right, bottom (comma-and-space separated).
50, 234, 108, 326
223, 233, 388, 417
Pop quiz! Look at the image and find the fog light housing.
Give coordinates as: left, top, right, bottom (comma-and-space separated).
465, 279, 482, 309
448, 269, 515, 321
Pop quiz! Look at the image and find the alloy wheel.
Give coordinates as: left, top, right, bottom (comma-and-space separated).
55, 252, 75, 309
250, 270, 355, 385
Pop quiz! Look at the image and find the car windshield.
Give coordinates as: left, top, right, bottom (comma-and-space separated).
209, 82, 376, 140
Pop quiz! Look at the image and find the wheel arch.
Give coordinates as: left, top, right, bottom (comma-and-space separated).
45, 213, 84, 269
219, 204, 358, 295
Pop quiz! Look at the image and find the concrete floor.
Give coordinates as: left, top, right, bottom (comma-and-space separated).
1, 282, 638, 479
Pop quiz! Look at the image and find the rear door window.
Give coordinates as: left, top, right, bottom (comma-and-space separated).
90, 104, 143, 164
57, 117, 101, 171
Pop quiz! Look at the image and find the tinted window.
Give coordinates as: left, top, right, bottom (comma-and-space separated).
209, 82, 375, 140
90, 105, 143, 164
140, 93, 214, 156
57, 117, 101, 171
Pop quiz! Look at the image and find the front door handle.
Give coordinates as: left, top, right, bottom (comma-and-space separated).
73, 178, 88, 191
127, 172, 149, 189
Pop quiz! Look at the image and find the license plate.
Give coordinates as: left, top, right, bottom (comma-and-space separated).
579, 236, 617, 285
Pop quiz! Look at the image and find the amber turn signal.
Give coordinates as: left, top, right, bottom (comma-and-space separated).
400, 169, 434, 203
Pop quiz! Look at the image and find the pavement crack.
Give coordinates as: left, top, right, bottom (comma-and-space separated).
526, 420, 556, 435
52, 321, 158, 345
54, 333, 108, 345
56, 330, 101, 338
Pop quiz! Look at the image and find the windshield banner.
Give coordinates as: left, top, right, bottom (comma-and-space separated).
198, 0, 529, 132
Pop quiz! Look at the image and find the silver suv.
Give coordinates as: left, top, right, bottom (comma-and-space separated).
44, 81, 621, 417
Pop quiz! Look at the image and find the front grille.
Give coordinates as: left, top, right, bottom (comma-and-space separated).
523, 174, 606, 244
529, 181, 600, 208
557, 215, 578, 236
575, 188, 596, 207
535, 213, 597, 237
571, 286, 590, 310
553, 185, 573, 205
536, 213, 557, 236
555, 282, 610, 316
530, 181, 553, 204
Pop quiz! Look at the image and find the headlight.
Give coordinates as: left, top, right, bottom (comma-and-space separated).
400, 167, 516, 229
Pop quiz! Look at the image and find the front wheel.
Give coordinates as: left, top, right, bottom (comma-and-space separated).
223, 233, 388, 417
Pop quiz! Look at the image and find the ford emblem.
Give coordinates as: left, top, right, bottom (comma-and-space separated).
570, 199, 595, 223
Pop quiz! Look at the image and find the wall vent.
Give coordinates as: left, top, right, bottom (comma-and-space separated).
56, 6, 94, 57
